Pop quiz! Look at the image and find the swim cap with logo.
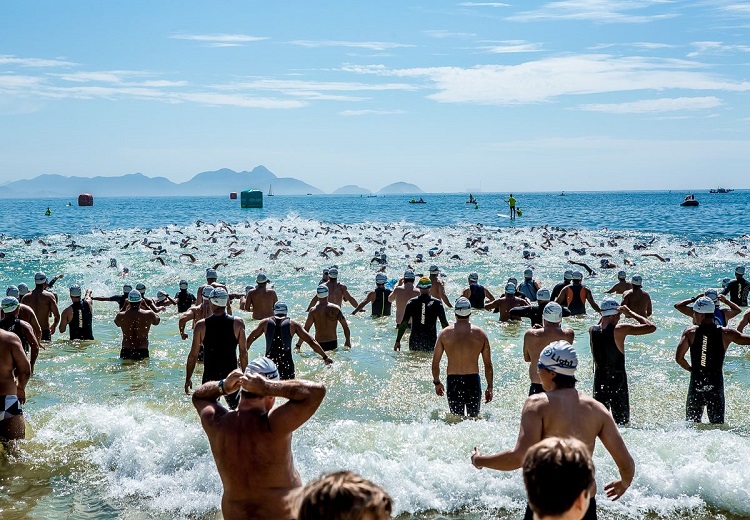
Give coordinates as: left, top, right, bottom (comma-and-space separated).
6, 286, 18, 298
206, 268, 218, 280
375, 273, 388, 284
403, 269, 415, 280
245, 356, 279, 380
273, 302, 288, 315
693, 296, 715, 314
317, 285, 330, 298
505, 283, 516, 295
69, 284, 82, 297
123, 284, 133, 293
563, 270, 573, 281
542, 302, 562, 323
736, 266, 745, 275
128, 290, 142, 303
428, 265, 439, 274
600, 298, 619, 316
468, 272, 479, 282
631, 275, 643, 287
704, 288, 718, 302
538, 341, 578, 376
35, 272, 47, 284
454, 297, 472, 317
572, 271, 583, 281
328, 268, 339, 279
417, 277, 432, 289
201, 286, 214, 297
256, 273, 268, 284
536, 288, 551, 301
17, 283, 29, 296
209, 288, 229, 307
524, 269, 533, 278
617, 270, 626, 280
1, 296, 19, 313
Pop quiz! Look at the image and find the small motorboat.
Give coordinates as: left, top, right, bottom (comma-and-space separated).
709, 188, 733, 194
681, 194, 699, 207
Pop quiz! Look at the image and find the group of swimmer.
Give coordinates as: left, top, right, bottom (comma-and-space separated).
3, 251, 750, 518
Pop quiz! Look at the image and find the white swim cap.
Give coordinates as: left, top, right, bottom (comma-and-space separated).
136, 282, 146, 293
536, 288, 551, 301
244, 285, 253, 294
128, 289, 142, 303
123, 284, 133, 293
375, 273, 388, 284
17, 283, 29, 296
273, 302, 288, 315
69, 284, 82, 297
206, 268, 218, 280
316, 285, 329, 298
156, 290, 168, 301
454, 296, 472, 317
539, 341, 578, 376
468, 272, 479, 282
563, 270, 573, 281
1, 296, 19, 313
542, 302, 562, 323
428, 265, 439, 274
209, 288, 229, 307
256, 273, 268, 284
404, 269, 415, 280
631, 275, 643, 287
328, 268, 339, 279
736, 266, 745, 275
693, 296, 715, 314
617, 270, 626, 280
524, 268, 533, 278
704, 288, 718, 302
572, 271, 583, 281
35, 272, 47, 284
600, 298, 619, 316
245, 356, 279, 380
505, 283, 516, 295
6, 286, 18, 298
201, 286, 214, 297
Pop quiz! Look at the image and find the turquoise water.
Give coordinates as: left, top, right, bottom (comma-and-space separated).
1, 192, 749, 519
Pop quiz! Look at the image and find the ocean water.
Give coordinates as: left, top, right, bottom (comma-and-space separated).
1, 191, 749, 519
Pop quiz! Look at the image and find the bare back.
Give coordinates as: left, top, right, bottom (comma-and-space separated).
439, 322, 488, 375
622, 289, 651, 317
247, 287, 278, 320
0, 329, 26, 395
22, 289, 57, 330
308, 303, 343, 342
390, 283, 419, 324
325, 280, 347, 307
523, 326, 575, 384
496, 296, 528, 321
115, 306, 158, 349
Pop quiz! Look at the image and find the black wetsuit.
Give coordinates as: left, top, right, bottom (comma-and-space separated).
591, 323, 629, 424
687, 323, 726, 424
509, 302, 571, 327
372, 286, 392, 317
202, 313, 240, 409
468, 283, 486, 309
446, 374, 482, 417
68, 300, 94, 340
0, 317, 29, 354
550, 280, 570, 301
565, 284, 588, 315
265, 317, 294, 380
108, 293, 129, 311
401, 294, 448, 352
722, 278, 750, 306
175, 290, 197, 313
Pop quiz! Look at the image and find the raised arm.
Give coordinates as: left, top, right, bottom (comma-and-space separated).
617, 306, 656, 338
718, 294, 742, 322
674, 295, 699, 317
243, 373, 326, 433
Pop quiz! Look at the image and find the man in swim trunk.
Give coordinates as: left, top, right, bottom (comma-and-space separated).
114, 290, 160, 360
522, 302, 574, 396
431, 297, 493, 417
0, 297, 40, 374
298, 285, 351, 352
21, 272, 60, 341
0, 328, 30, 441
244, 272, 278, 319
388, 269, 419, 326
394, 277, 449, 352
620, 275, 652, 317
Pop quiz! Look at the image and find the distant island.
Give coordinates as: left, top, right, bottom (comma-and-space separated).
0, 167, 425, 198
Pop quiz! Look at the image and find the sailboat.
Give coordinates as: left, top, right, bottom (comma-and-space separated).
267, 184, 274, 197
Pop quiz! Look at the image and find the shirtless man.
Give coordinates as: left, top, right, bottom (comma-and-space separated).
92, 283, 132, 311
196, 268, 227, 306
522, 302, 574, 396
0, 329, 30, 441
0, 297, 40, 374
114, 290, 160, 360
620, 275, 652, 317
298, 285, 351, 352
315, 268, 358, 310
428, 265, 452, 308
21, 272, 60, 341
388, 269, 419, 326
485, 284, 529, 322
5, 286, 41, 343
244, 273, 278, 319
431, 297, 493, 417
179, 286, 214, 340
605, 271, 631, 295
471, 341, 635, 519
192, 358, 326, 520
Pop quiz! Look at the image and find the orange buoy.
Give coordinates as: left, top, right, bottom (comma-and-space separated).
78, 193, 94, 206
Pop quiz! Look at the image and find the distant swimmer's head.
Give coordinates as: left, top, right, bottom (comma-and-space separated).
736, 265, 746, 277
136, 282, 146, 294
563, 270, 573, 281
128, 289, 142, 303
69, 284, 82, 298
599, 259, 609, 268
631, 275, 643, 287
600, 298, 619, 317
417, 277, 432, 290
273, 302, 288, 316
34, 272, 47, 285
17, 283, 29, 296
571, 271, 583, 281
704, 288, 718, 302
1, 296, 19, 314
123, 284, 133, 294
692, 296, 715, 315
428, 265, 439, 275
617, 270, 626, 280
505, 283, 516, 295
542, 302, 562, 323
5, 286, 18, 298
468, 272, 479, 282
316, 285, 330, 298
179, 280, 188, 290
524, 268, 533, 280
536, 289, 551, 302
375, 273, 388, 285
209, 288, 229, 307
245, 285, 253, 294
454, 297, 472, 318
403, 269, 415, 281
202, 286, 214, 298
256, 273, 269, 284
328, 268, 339, 279
244, 356, 279, 381
415, 253, 424, 260
156, 290, 168, 302
206, 268, 218, 281
538, 341, 578, 377
109, 258, 118, 268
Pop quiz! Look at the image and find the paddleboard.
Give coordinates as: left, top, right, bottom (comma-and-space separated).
497, 213, 511, 219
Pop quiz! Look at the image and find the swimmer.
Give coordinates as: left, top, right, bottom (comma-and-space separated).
352, 273, 392, 318
58, 285, 95, 340
521, 302, 574, 396
604, 271, 632, 295
21, 272, 60, 341
721, 265, 749, 307
462, 272, 495, 310
92, 283, 132, 312
510, 289, 571, 328
174, 279, 197, 313
620, 276, 652, 317
394, 277, 448, 352
485, 284, 529, 322
556, 272, 600, 316
0, 328, 30, 441
567, 260, 596, 277
431, 297, 493, 417
550, 270, 573, 301
315, 268, 358, 310
388, 269, 420, 326
428, 265, 452, 308
196, 268, 223, 306
244, 273, 278, 320
114, 290, 160, 360
5, 286, 41, 343
179, 285, 215, 340
134, 282, 160, 313
0, 297, 40, 374
154, 290, 177, 309
298, 285, 351, 352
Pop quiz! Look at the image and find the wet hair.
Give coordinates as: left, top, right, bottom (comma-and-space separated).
295, 471, 392, 520
551, 372, 577, 389
523, 437, 594, 517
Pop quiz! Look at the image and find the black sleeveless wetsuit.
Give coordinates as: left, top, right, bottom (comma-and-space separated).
265, 317, 294, 380
175, 290, 197, 313
202, 313, 240, 409
687, 323, 726, 423
0, 317, 29, 354
401, 294, 448, 352
566, 284, 587, 315
723, 278, 750, 306
468, 283, 485, 309
372, 287, 392, 317
591, 323, 629, 424
68, 301, 94, 340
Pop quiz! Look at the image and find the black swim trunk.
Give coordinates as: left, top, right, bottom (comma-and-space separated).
528, 383, 544, 396
686, 380, 725, 424
41, 329, 51, 341
524, 498, 596, 520
320, 340, 338, 352
593, 370, 630, 425
120, 348, 149, 361
224, 390, 240, 411
446, 374, 482, 417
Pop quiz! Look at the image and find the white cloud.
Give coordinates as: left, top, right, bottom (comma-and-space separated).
721, 3, 750, 16
170, 34, 268, 44
0, 55, 76, 67
477, 40, 544, 53
288, 40, 415, 51
579, 96, 723, 113
459, 2, 510, 6
423, 30, 477, 38
688, 41, 750, 57
508, 0, 678, 23
342, 55, 750, 105
0, 75, 44, 89
339, 109, 406, 116
216, 79, 418, 93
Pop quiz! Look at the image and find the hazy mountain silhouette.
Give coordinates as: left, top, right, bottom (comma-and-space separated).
332, 185, 372, 195
378, 182, 423, 194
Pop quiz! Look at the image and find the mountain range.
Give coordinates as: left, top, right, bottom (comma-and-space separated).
0, 167, 424, 197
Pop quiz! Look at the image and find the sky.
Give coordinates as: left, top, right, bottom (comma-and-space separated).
1, 1, 749, 193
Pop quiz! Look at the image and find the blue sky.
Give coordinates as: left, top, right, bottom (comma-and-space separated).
1, 1, 749, 193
